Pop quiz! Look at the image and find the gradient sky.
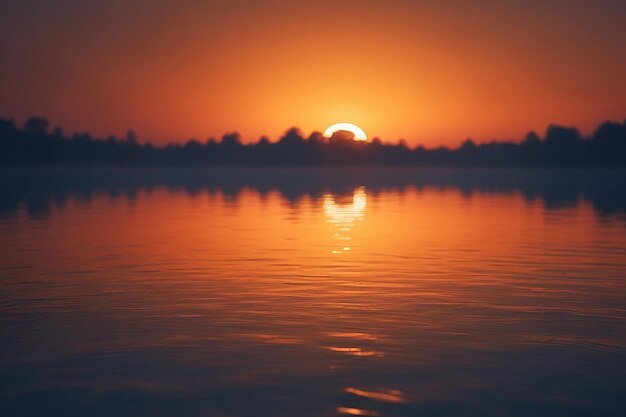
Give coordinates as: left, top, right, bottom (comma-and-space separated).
1, 0, 625, 146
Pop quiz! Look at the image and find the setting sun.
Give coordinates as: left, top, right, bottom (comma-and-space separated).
323, 123, 368, 141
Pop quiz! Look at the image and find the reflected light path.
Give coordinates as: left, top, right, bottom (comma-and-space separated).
337, 406, 380, 416
344, 387, 406, 403
323, 187, 367, 254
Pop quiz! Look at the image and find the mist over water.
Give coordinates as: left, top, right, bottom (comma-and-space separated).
1, 168, 625, 417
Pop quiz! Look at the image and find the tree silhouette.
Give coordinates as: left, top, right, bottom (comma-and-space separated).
0, 116, 624, 167
23, 117, 49, 136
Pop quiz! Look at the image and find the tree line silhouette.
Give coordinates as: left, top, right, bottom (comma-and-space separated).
1, 116, 625, 166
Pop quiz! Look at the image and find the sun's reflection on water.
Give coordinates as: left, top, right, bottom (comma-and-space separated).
337, 406, 379, 416
344, 387, 406, 403
323, 187, 367, 254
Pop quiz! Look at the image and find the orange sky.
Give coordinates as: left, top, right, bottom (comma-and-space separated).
1, 0, 625, 147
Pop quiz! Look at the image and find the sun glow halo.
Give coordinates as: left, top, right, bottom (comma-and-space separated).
323, 123, 367, 141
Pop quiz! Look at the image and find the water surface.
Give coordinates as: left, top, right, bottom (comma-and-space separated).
1, 168, 625, 417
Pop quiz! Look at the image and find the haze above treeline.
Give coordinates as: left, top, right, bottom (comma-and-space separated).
1, 116, 625, 166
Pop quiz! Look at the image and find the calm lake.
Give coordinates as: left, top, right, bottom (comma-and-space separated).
1, 168, 625, 417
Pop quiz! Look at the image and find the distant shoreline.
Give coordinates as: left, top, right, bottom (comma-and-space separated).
2, 117, 625, 167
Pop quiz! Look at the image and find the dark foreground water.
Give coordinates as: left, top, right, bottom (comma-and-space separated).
1, 168, 625, 417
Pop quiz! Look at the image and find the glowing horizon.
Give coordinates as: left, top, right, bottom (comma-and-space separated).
0, 1, 624, 147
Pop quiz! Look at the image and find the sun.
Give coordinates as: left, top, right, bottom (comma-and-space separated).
323, 123, 367, 141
